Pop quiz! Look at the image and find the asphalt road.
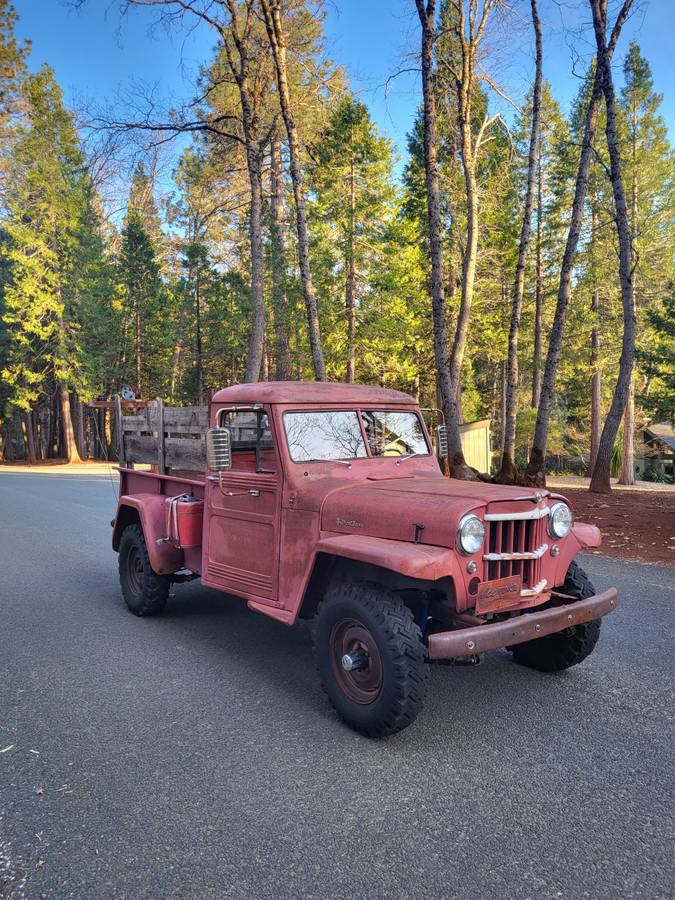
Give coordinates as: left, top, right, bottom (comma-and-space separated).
1, 469, 673, 899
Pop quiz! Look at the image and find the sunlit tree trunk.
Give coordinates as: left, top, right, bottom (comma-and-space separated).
531, 141, 543, 408
346, 156, 356, 383
260, 0, 326, 381
497, 0, 542, 483
524, 0, 632, 486
589, 0, 636, 493
414, 0, 472, 478
270, 137, 291, 381
60, 387, 82, 464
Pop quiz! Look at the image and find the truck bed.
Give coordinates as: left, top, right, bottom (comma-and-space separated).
119, 467, 206, 501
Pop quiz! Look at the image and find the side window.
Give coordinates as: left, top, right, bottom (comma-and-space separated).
221, 410, 274, 452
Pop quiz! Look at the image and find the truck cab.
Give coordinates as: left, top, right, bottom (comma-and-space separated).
112, 382, 618, 737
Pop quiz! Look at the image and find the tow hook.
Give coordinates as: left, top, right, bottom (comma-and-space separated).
431, 655, 481, 667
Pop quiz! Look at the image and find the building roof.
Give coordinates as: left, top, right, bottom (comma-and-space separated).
645, 421, 675, 452
211, 381, 418, 406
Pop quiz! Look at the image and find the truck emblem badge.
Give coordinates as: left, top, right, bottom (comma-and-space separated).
336, 517, 363, 529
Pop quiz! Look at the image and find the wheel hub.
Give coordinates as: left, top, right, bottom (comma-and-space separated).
126, 546, 145, 595
330, 619, 383, 705
341, 650, 368, 672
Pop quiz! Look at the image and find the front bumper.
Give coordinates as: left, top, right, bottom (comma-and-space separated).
427, 588, 619, 660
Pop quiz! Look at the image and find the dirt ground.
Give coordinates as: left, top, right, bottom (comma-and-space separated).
560, 487, 675, 566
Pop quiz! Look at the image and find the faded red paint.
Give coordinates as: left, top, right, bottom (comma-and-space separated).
112, 381, 618, 656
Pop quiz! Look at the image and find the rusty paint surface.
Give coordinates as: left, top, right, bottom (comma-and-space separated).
111, 382, 614, 628
427, 589, 619, 659
474, 575, 522, 615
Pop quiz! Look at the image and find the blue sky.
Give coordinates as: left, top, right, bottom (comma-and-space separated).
14, 0, 674, 176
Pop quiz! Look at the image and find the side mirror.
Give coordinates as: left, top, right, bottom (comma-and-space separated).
436, 424, 448, 459
206, 426, 232, 471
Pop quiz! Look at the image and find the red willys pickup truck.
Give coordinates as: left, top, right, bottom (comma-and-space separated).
112, 381, 618, 737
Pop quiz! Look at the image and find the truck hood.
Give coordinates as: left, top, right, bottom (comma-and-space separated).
320, 476, 551, 549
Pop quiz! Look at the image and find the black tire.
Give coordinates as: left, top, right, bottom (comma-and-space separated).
313, 582, 428, 738
118, 523, 170, 617
511, 560, 601, 672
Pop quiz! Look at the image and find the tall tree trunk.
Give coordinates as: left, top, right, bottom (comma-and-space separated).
589, 199, 601, 473
590, 286, 601, 472
195, 271, 203, 405
345, 156, 356, 383
135, 299, 142, 398
243, 145, 265, 383
619, 375, 635, 484
50, 389, 58, 458
60, 387, 82, 464
497, 0, 542, 483
76, 397, 86, 460
415, 0, 472, 478
260, 0, 326, 381
589, 0, 636, 493
170, 291, 189, 400
531, 139, 543, 408
619, 94, 639, 486
524, 0, 632, 486
270, 137, 291, 381
22, 411, 37, 464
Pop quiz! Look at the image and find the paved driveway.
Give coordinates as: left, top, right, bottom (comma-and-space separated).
1, 469, 673, 898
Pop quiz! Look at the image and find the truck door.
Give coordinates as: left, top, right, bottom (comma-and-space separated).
202, 407, 281, 602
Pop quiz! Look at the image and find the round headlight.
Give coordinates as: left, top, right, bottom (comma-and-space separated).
457, 514, 485, 555
548, 502, 572, 538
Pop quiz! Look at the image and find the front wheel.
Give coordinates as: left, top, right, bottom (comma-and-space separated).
313, 582, 428, 737
511, 560, 601, 672
118, 523, 170, 616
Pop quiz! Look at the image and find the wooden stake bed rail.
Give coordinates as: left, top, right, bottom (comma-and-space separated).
114, 396, 208, 473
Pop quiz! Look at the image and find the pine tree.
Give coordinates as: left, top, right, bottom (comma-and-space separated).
619, 41, 674, 479
117, 209, 165, 399
637, 281, 674, 422
310, 97, 397, 383
1, 66, 91, 461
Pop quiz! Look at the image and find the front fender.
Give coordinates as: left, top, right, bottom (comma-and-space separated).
571, 522, 602, 549
112, 494, 182, 575
314, 533, 462, 583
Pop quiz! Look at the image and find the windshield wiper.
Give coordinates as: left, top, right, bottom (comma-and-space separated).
395, 453, 419, 464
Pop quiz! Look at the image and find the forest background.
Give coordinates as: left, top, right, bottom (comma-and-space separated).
0, 0, 672, 492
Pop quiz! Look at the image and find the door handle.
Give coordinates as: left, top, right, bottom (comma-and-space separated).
223, 488, 261, 497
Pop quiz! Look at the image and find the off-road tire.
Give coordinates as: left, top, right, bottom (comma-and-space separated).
313, 582, 428, 738
118, 523, 170, 617
511, 560, 601, 672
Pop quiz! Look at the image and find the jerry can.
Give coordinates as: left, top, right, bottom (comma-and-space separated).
164, 494, 204, 549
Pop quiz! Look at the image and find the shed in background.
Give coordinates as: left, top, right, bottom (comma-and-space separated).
459, 418, 491, 474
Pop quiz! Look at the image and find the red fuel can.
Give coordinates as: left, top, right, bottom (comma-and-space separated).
164, 495, 204, 549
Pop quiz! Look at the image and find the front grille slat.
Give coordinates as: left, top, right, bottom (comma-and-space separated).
484, 508, 547, 590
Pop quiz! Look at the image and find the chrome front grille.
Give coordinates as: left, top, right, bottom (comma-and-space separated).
484, 514, 548, 588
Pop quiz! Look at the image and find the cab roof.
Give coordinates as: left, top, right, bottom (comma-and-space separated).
210, 381, 417, 406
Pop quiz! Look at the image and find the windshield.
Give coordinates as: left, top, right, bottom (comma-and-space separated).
283, 408, 429, 462
284, 411, 368, 462
361, 410, 429, 457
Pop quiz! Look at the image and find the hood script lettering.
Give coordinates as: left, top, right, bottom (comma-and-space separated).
336, 517, 363, 529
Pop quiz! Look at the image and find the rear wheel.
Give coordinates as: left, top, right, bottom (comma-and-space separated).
118, 523, 170, 617
511, 560, 601, 672
313, 582, 427, 737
